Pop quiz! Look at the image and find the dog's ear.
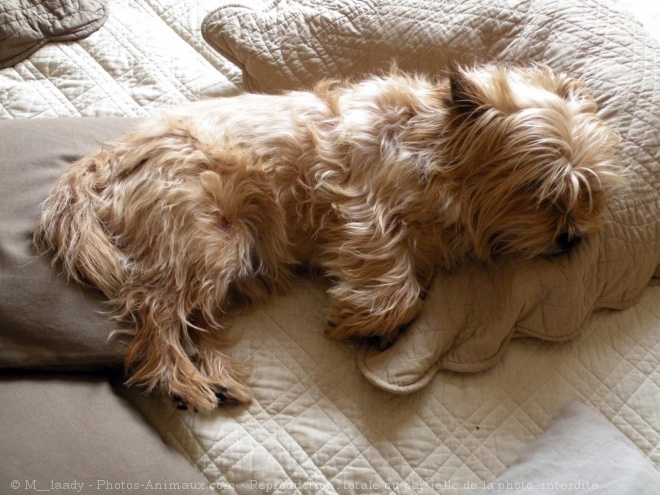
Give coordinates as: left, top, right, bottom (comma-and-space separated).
449, 64, 484, 120
552, 71, 589, 101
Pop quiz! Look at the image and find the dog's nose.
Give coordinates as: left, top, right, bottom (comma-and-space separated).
556, 232, 582, 251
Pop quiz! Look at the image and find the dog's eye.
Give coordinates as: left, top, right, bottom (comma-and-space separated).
556, 232, 582, 251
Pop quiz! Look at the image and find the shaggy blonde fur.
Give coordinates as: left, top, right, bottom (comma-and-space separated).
35, 64, 624, 411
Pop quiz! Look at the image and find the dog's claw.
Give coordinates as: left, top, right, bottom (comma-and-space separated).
170, 385, 240, 411
214, 386, 239, 406
172, 394, 192, 412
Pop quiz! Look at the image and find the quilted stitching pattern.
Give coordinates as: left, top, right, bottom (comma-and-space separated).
0, 0, 243, 118
124, 282, 660, 489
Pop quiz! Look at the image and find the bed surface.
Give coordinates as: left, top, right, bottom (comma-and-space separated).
1, 0, 658, 493
126, 283, 660, 491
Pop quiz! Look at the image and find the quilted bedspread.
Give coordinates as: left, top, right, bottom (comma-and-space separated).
1, 0, 659, 492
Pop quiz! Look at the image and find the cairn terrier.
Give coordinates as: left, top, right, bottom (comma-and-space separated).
36, 64, 624, 411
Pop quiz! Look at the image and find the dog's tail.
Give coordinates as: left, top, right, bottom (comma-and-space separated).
35, 149, 127, 299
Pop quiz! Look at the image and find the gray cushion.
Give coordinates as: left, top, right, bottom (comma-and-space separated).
0, 372, 210, 494
0, 118, 139, 371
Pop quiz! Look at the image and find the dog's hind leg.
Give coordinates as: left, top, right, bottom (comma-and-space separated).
186, 167, 294, 407
119, 224, 255, 412
123, 297, 226, 412
119, 164, 293, 411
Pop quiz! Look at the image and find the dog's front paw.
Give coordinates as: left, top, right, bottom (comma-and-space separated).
326, 323, 388, 349
325, 297, 423, 348
325, 308, 392, 347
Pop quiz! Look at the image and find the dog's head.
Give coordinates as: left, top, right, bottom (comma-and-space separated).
444, 64, 626, 261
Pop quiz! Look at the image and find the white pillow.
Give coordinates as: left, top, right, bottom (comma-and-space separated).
479, 400, 660, 494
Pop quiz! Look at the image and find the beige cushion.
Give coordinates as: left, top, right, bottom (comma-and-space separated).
203, 0, 660, 392
0, 0, 107, 69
